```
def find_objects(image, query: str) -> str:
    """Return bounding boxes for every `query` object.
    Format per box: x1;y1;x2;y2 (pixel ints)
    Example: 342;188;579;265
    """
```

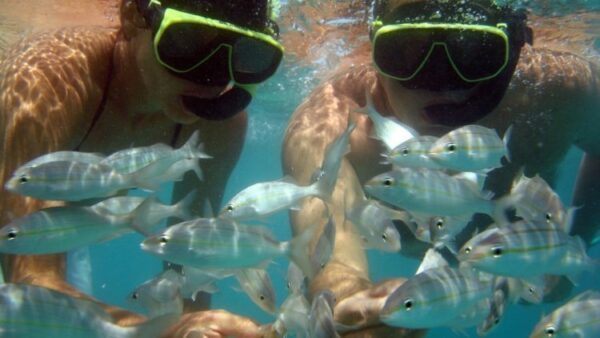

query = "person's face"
380;75;480;135
130;28;233;124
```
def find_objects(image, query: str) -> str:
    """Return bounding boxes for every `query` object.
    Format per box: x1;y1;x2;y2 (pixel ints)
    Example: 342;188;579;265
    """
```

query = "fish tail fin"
181;131;212;160
173;189;198;221
128;313;179;338
190;159;204;181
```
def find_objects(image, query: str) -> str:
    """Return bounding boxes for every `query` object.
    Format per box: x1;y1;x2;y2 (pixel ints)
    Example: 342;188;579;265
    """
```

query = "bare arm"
0;27;117;286
282;66;424;336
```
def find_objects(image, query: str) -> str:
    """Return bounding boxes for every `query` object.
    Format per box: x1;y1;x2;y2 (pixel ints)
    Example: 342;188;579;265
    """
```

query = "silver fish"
141;218;323;279
127;269;184;318
387;135;442;169
101;130;210;175
5;160;152;201
365;167;497;217
345;198;403;252
309;290;340;338
90;191;196;233
218;175;333;221
316;119;356;194
530;290;600;338
381;266;492;329
235;268;276;314
428;214;472;254
274;291;311;338
0;206;134;254
457;220;576;278
428;124;510;172
357;92;418;150
508;173;572;232
0;283;176;338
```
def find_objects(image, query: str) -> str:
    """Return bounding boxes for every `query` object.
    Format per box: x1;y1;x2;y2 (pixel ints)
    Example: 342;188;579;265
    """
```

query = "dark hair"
372;0;533;126
136;0;278;35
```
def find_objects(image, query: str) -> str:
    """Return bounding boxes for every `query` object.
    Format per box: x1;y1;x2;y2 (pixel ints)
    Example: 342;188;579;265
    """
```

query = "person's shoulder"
2;26;118;67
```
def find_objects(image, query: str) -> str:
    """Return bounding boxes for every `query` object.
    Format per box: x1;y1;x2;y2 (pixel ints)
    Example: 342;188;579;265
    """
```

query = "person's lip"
423;89;474;106
178;83;236;118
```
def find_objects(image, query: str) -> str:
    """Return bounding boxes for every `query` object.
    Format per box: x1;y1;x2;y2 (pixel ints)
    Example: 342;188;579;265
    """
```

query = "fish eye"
436;219;444;229
545;213;553;222
464;246;472;254
403;299;413;311
494;318;500;325
491;246;503;257
159;236;169;245
5;229;18;240
382;233;388;242
445;143;457;152
18;175;29;183
226;204;234;212
131;292;139;300
383;178;393;186
401;148;410;156
544;326;556;336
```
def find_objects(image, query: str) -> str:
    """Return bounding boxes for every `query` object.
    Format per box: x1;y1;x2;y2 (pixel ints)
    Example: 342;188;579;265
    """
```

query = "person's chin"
164;98;201;125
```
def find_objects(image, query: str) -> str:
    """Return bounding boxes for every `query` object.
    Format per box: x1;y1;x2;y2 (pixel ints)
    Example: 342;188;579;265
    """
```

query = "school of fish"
1;99;598;338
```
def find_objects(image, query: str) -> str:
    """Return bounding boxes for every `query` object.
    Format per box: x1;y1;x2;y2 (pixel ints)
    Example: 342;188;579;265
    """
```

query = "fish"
507;172;573;232
345;198;404;252
356;91;418;150
101;130;210;175
235;268;276;314
218;175;334;221
530;290;600;338
180;266;234;298
386;135;442;169
4;160;157;201
127;269;184;318
274;289;311;338
141;217;326;279
427;124;510;172
476;276;544;336
90;190;196;234
457;220;589;279
0;205;137;254
309;289;340;338
428;214;472;254
315;118;356;194
0;283;176;338
380;265;492;329
364;167;499;218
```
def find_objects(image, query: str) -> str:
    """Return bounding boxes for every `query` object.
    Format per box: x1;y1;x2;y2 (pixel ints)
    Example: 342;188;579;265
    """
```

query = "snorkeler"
0;0;284;336
283;0;599;335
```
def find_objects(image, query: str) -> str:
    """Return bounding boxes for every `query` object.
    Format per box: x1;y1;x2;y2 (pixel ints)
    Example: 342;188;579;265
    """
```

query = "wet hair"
135;0;279;36
371;0;533;126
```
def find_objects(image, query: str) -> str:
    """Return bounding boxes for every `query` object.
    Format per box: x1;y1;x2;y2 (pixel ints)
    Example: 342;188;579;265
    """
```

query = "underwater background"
1;0;599;337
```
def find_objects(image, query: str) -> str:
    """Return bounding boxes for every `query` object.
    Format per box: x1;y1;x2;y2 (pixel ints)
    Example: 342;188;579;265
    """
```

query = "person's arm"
282;66;424;337
0;27;117;288
567;54;600;247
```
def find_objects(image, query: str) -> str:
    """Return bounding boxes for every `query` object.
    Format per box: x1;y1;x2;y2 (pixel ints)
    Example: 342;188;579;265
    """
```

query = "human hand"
333;278;426;338
160;310;275;338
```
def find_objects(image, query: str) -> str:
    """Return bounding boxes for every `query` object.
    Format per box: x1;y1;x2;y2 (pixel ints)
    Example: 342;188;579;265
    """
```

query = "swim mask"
135;0;283;119
372;22;509;83
371;0;530;91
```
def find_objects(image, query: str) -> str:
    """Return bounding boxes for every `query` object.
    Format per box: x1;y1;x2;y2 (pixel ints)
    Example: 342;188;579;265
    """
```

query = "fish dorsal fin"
416;248;448;275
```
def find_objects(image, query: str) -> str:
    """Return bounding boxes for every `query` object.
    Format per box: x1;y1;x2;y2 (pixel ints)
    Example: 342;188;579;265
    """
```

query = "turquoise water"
72;1;600;337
